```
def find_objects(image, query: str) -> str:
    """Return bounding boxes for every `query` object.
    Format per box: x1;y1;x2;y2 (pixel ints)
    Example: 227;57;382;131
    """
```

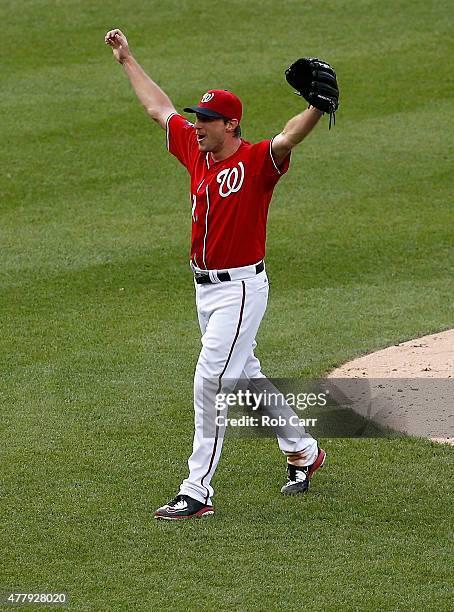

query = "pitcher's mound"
328;329;454;444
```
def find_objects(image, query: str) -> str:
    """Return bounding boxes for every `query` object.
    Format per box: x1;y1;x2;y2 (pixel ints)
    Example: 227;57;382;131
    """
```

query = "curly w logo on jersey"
216;162;245;198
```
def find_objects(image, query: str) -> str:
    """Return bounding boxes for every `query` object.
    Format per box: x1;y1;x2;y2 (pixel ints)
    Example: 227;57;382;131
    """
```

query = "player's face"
194;114;229;153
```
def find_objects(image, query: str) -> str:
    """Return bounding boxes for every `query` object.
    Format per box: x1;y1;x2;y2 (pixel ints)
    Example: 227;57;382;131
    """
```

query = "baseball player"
105;29;339;520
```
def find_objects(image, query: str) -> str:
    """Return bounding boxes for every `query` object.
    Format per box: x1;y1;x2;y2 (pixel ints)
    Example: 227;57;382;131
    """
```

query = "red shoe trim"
195;506;215;517
307;448;326;480
154;506;214;520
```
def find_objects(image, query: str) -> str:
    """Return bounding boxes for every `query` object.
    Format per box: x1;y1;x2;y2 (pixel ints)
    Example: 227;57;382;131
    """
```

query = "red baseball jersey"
166;113;290;270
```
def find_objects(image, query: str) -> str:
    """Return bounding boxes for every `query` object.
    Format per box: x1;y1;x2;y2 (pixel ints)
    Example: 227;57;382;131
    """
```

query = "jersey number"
192;194;197;221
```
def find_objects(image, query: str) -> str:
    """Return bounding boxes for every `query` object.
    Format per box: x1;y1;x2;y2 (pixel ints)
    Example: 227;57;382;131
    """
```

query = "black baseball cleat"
281;447;327;495
154;494;214;520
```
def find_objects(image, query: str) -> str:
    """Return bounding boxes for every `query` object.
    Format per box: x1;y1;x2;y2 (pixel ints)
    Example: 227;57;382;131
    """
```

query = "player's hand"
104;29;130;64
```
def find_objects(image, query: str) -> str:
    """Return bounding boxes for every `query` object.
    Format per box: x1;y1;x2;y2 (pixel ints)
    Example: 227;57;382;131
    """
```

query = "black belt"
194;261;264;285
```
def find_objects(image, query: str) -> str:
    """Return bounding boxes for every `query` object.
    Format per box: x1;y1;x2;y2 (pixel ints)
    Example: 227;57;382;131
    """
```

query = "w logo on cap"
201;92;215;103
184;90;243;122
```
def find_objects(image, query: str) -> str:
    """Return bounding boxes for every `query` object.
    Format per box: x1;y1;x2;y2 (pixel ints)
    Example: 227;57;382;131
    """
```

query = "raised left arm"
272;106;323;166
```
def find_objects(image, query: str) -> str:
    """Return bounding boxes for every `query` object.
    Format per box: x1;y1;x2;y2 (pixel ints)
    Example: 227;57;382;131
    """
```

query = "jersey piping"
269;136;283;175
165;112;178;151
202;185;210;269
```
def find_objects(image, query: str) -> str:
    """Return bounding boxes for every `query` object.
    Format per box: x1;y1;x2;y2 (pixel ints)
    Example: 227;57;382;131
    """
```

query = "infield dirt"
329;329;454;444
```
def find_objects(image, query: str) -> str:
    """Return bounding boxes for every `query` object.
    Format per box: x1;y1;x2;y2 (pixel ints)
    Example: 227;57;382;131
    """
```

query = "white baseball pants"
178;268;318;505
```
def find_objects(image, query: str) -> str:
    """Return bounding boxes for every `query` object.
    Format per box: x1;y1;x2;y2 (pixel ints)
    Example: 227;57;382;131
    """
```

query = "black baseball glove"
285;57;339;128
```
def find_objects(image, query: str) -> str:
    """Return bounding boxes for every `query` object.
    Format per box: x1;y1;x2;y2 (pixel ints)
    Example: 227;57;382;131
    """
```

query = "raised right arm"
105;29;177;129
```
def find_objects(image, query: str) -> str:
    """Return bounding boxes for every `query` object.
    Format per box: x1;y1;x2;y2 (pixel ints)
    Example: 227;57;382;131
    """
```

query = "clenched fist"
104;29;130;63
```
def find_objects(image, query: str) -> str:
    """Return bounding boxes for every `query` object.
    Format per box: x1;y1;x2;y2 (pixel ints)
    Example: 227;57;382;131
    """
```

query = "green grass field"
1;1;453;610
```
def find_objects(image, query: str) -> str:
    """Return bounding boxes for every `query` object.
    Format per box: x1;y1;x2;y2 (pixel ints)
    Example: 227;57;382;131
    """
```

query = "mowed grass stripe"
1;0;453;610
